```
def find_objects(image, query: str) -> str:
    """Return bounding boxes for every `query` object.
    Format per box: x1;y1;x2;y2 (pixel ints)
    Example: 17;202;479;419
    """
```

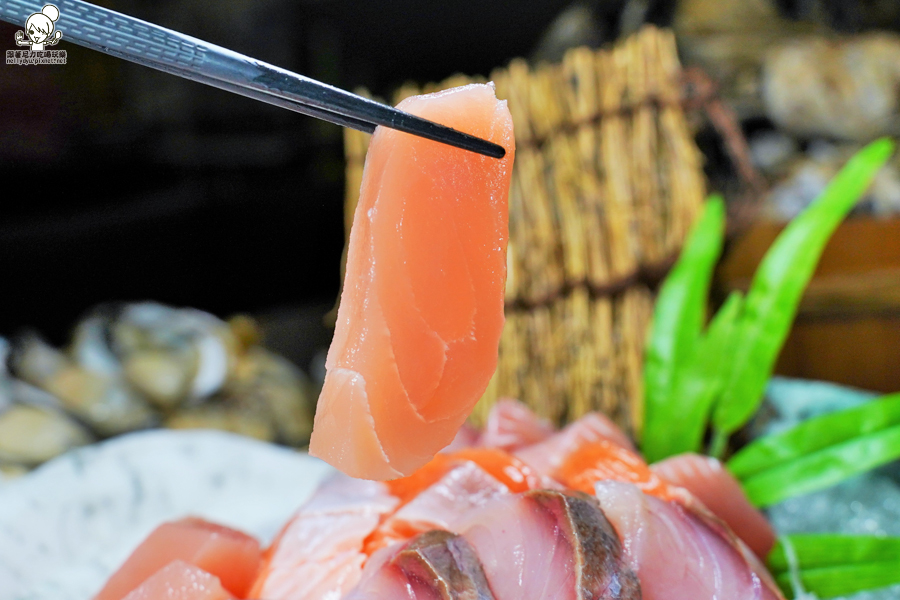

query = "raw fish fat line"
343;26;705;438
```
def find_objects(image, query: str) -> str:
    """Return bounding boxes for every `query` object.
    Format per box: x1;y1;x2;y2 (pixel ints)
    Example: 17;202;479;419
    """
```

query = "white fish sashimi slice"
345;531;495;600
368;462;509;552
650;453;776;559
594;480;784;600
252;474;399;600
450;489;640;600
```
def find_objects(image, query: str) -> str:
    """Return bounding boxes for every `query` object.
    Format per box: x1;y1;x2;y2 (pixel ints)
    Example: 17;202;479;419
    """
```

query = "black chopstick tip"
485;143;507;159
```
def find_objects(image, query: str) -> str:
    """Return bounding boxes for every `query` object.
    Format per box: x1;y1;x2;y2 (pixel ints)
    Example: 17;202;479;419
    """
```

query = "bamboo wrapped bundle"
342;26;705;439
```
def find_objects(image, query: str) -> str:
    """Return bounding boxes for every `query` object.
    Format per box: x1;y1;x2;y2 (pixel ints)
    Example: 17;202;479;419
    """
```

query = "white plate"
0;430;334;600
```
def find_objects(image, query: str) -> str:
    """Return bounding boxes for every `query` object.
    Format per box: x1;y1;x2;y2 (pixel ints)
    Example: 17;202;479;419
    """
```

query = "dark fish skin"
391;530;497;600
346;490;641;600
526;490;642;600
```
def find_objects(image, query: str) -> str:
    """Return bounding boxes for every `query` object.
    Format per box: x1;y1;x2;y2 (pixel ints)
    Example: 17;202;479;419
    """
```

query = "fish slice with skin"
556;439;777;562
248;474;398;600
651;453;776;559
595;480;784;600
344;530;496;600
310;83;514;480
450;489;641;600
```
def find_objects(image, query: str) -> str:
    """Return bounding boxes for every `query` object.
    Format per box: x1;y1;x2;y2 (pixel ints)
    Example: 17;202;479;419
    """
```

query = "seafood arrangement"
67;64;900;600
93;399;781;600
0;302;314;477
8;21;900;600
90;82;790;600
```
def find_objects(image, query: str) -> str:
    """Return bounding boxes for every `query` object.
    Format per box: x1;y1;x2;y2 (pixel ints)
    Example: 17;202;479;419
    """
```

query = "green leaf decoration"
712;138;895;438
729;395;900;508
739;424;900;507
729;393;900;481
642;196;725;459
769;534;900;572
769;535;900;599
645;291;743;462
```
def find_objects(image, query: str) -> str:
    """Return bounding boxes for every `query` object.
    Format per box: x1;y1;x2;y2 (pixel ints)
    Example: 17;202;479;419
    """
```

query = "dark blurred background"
2;0;899;348
0;0;609;345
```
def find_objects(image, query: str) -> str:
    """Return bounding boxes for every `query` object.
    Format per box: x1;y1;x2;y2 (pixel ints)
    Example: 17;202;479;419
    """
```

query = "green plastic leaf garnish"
642;196;725;462
648;290;743;461
728;393;900;507
712;138;896;439
769;534;900;599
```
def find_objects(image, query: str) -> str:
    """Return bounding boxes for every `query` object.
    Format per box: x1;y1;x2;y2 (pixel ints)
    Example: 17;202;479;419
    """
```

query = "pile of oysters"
0;302;315;478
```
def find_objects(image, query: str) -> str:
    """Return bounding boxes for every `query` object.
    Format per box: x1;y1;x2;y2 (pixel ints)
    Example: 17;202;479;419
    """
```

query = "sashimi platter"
3;82;899;600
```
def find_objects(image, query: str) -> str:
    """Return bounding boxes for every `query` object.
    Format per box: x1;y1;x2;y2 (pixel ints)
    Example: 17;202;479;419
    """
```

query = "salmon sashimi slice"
514;412;635;476
450;489;640;600
93;518;260;600
384;447;552;508
449;448;552;492
364;461;509;555
478;398;555;451
651;453;776;559
249;474;399;600
310;83;515;480
121;561;233;600
555;439;679;501
594;480;784;600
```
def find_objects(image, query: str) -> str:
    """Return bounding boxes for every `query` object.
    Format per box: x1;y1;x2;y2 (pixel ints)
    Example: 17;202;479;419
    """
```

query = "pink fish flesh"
594;480;783;600
250;474;399;600
451;489;640;600
478;398;556;451
514;413;635;476
651;453;776;559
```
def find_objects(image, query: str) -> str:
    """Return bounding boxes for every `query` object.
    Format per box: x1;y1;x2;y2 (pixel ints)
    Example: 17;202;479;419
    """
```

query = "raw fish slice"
514;412;634;476
346;531;496;600
341;553;416;600
94;518;260;600
452;490;640;600
311;83;515;479
343;545;409;599
479;398;555;450
250;474;398;600
651;453;776;559
449;448;556;491
385;447;556;509
299;472;400;515
121;561;232;600
392;531;496;600
594;480;784;600
556;440;680;501
365;461;509;554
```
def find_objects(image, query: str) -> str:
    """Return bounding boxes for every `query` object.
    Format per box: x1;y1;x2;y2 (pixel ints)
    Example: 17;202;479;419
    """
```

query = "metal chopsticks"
0;0;507;159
